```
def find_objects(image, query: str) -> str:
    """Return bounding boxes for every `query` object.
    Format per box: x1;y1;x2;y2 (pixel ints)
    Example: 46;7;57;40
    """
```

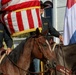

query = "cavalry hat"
40;1;48;9
44;1;53;8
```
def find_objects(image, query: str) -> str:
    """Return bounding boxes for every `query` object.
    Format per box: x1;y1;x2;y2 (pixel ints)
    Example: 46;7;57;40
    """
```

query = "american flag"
1;0;11;5
0;0;42;36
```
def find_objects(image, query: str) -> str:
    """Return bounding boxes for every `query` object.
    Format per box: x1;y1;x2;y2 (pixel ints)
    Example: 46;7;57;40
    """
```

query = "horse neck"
17;38;33;69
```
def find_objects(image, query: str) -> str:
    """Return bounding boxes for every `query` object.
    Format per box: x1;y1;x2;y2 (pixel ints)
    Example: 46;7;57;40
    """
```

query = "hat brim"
44;1;53;8
41;4;48;9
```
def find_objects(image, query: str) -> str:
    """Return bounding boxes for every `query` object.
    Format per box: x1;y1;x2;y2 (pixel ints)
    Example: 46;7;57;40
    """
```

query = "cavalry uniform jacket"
41;16;60;38
0;22;13;48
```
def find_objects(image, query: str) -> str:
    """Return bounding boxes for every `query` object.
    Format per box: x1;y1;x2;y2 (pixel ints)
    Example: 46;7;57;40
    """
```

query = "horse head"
31;28;56;63
49;43;76;75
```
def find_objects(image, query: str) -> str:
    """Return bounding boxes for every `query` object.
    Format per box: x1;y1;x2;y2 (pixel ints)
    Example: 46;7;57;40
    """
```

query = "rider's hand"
59;35;63;44
6;48;12;55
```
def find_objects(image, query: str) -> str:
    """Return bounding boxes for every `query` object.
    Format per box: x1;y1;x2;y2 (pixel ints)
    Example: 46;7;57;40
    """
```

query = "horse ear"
35;28;40;36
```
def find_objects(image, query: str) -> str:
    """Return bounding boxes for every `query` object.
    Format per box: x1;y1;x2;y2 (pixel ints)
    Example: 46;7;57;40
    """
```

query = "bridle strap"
52;43;57;51
56;65;72;75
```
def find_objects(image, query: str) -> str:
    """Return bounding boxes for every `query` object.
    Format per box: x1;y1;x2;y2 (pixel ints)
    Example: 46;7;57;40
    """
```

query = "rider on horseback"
0;10;13;56
0;20;13;56
40;1;63;43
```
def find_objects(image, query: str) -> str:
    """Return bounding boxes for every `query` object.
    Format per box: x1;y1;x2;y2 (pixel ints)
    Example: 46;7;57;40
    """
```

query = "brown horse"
48;43;76;75
0;29;55;75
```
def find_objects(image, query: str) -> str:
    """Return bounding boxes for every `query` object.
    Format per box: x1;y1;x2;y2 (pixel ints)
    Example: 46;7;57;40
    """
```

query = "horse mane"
7;37;31;63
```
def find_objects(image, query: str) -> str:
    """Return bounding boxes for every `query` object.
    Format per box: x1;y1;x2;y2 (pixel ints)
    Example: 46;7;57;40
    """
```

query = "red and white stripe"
1;0;40;11
1;0;11;5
